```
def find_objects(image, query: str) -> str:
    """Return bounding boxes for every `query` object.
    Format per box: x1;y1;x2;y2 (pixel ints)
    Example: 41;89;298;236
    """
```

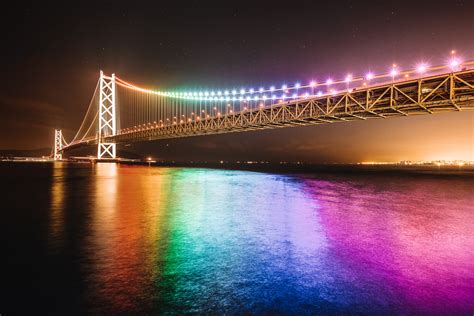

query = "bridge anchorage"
53;60;474;161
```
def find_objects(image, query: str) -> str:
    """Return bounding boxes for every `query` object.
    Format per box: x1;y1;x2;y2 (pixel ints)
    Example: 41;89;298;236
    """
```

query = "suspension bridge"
53;59;474;160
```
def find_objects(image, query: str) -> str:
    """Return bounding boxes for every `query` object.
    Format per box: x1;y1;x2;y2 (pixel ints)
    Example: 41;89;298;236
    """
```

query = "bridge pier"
97;71;117;159
54;129;63;161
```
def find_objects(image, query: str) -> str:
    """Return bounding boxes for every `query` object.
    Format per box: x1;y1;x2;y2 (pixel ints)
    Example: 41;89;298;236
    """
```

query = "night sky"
1;1;473;162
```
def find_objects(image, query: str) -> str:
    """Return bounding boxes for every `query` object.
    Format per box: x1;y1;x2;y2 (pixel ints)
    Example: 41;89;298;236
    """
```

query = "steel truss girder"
96;69;474;144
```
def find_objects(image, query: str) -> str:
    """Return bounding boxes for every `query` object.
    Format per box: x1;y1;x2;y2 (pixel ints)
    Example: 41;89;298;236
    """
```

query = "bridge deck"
64;69;474;149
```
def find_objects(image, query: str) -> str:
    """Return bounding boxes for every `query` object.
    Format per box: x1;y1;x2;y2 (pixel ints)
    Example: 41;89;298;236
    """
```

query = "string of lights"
115;52;472;101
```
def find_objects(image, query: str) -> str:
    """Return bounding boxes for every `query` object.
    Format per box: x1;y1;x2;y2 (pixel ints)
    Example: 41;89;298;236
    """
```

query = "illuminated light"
309;81;316;87
270;86;275;91
363;82;367;86
239;96;243;100
246;96;251;100
272;95;276;99
292;93;297;98
199;92;203;96
282;84;287;90
259;87;264;92
449;58;460;70
230;110;233;113
210;91;215;96
451;49;456;55
249;88;254;93
217;91;222;96
330;89;336;95
259;103;264;107
345;74;353;82
295;83;301;88
219;97;224;101
232;97;237;101
240;89;246;94
262;95;267;100
232;90;237;95
224;90;229;95
326;78;333;85
304;93;309;97
317;91;323;96
390;68;398;77
405;74;409;78
282;95;287;99
225;96;230;101
416;63;428;73
254;96;259;100
243;107;247;110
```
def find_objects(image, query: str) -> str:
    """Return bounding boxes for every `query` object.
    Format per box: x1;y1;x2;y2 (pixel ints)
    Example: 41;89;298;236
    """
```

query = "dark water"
1;162;473;315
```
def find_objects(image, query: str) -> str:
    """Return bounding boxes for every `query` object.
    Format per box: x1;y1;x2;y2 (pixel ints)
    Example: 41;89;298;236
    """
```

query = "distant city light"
326;78;333;85
295;83;301;88
309;81;316;87
345;74;353;82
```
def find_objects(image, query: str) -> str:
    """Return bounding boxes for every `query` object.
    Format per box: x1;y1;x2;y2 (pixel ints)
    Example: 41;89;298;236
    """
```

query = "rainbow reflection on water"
78;164;474;314
2;163;473;314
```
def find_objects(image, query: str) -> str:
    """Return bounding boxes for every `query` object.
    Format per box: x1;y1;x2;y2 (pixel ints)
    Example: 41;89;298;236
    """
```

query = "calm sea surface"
1;162;473;315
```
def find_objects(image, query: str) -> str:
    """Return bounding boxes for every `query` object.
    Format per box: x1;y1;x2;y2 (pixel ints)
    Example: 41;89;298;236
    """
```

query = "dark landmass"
0;148;51;158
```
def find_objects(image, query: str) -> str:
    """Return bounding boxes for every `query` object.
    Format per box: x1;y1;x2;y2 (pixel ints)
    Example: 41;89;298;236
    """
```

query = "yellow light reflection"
49;162;66;249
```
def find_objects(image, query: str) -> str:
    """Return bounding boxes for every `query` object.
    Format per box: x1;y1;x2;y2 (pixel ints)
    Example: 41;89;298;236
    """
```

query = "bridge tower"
54;129;63;161
98;71;116;159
